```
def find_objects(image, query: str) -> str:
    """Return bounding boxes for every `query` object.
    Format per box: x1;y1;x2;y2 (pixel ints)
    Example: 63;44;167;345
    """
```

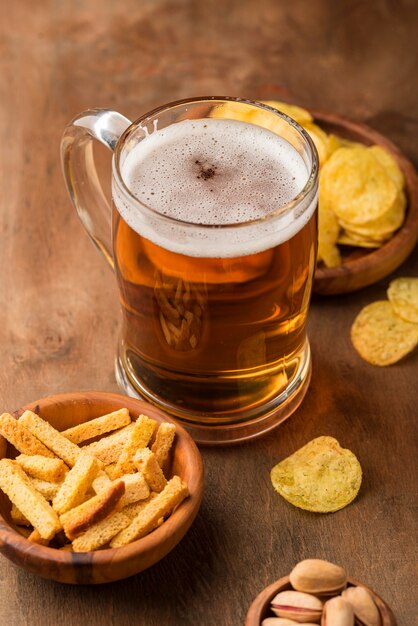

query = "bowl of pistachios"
245;558;397;626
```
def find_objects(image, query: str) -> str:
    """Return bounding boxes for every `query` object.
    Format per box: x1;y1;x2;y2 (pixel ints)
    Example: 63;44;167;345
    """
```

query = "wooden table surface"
1;1;417;624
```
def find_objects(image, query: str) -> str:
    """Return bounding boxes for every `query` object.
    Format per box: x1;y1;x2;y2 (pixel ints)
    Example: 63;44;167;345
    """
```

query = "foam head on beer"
114;118;316;258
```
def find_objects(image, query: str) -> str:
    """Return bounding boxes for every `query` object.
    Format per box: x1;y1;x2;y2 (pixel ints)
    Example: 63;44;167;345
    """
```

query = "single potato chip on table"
387;277;418;324
270;436;362;513
351;300;418;366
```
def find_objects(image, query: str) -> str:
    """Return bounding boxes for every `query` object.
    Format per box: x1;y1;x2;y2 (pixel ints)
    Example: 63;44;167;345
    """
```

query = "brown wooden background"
1;1;417;624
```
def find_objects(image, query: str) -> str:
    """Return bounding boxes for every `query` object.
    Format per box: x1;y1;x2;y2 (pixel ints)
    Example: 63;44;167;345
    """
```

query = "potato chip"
318;193;341;267
210;101;254;123
369;145;405;191
387;277;418;324
304;122;329;165
338;189;406;240
326;134;361;158
261;100;313;125
211;101;293;138
320;145;398;225
270;436;362;513
337;232;381;249
351;301;418;366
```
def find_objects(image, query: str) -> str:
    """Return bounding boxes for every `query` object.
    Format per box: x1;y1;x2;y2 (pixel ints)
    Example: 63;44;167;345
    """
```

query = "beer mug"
61;98;318;444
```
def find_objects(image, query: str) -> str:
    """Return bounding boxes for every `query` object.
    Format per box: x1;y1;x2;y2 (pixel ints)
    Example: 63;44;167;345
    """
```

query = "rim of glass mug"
111;96;319;233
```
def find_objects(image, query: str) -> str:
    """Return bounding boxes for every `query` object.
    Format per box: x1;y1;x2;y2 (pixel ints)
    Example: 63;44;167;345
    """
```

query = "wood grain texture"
0;0;417;624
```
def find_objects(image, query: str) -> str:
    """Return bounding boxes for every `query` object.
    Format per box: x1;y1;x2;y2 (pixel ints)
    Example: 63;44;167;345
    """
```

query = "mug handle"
61;109;132;268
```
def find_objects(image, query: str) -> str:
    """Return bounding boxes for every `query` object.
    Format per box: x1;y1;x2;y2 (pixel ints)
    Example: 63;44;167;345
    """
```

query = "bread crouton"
29;478;62;501
19;411;81;467
0;413;56;458
72;512;131;552
60;480;125;540
151;422;176;469
15;454;68;482
0;459;61;540
133;448;167;493
62;409;131;444
53;453;103;515
92;470;112;494
110;476;188;547
28;528;50;545
10;503;31;526
82;423;135;464
112;415;157;478
120;492;158;520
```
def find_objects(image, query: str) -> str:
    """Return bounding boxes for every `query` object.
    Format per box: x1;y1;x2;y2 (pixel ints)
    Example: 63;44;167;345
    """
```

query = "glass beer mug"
61;97;318;444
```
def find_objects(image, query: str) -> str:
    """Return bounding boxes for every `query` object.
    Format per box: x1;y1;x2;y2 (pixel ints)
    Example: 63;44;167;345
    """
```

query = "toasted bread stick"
83;423;135;465
103;463;120;480
119;472;150;506
0;459;61;540
28;528;50;545
62;409;131;444
16;454;68;482
0;413;56;458
93;471;149;506
30;477;62;500
112;415;157;478
151;422;176;469
110;476;188;547
10;503;31;526
121;492;158;520
92;470;112;494
53;453;103;515
19;411;81;467
60;480;125;540
133;448;167;493
72;512;131;552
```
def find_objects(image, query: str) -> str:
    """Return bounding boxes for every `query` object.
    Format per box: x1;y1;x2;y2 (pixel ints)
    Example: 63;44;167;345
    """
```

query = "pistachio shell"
271;590;323;623
290;559;347;595
262;619;298;626
262;620;318;626
342;586;381;626
321;597;354;626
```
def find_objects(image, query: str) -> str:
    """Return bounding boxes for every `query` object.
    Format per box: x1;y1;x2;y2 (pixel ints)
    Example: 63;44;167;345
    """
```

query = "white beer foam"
113;118;317;258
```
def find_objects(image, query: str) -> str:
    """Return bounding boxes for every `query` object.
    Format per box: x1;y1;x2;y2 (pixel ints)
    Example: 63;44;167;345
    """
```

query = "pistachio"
342;586;381;626
290;559;347;595
271;590;323;623
262;619;298;625
321;597;354;626
261;617;318;626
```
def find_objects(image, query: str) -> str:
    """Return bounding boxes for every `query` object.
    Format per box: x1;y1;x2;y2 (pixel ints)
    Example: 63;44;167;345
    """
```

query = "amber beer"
112;115;317;426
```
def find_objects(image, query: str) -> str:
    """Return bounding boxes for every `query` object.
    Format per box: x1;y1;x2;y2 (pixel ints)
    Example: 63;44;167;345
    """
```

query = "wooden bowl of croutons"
0;391;204;584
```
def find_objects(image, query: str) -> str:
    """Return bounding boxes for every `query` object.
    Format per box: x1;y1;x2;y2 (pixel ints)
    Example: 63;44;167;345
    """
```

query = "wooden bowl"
245;575;397;625
0;391;204;584
312;111;418;295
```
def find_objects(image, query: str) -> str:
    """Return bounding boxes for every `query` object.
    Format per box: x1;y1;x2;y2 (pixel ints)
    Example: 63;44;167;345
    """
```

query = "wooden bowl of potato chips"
0;392;204;584
310;110;418;295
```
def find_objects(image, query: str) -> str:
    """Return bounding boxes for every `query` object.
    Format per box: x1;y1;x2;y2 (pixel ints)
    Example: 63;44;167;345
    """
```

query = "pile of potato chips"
211;100;407;269
351;277;418;366
270;436;362;513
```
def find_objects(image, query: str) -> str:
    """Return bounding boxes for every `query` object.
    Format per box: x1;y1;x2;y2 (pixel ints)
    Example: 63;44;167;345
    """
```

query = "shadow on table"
15;503;219;625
